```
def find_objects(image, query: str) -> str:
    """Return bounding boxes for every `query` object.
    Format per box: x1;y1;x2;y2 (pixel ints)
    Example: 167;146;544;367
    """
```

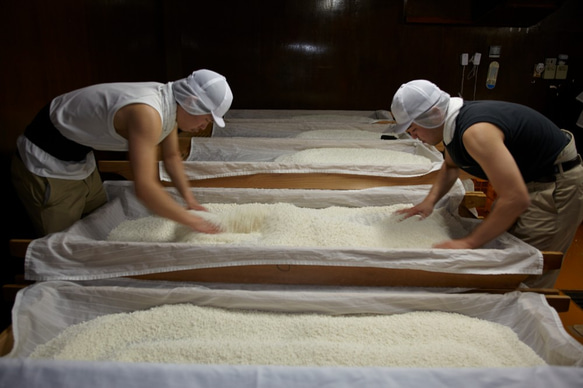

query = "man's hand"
396;202;434;221
433;239;474;249
187;214;222;234
187;202;209;212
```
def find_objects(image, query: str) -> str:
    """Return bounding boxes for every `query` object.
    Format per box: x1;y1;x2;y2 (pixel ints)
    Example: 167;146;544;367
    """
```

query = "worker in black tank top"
389;79;583;288
448;100;568;182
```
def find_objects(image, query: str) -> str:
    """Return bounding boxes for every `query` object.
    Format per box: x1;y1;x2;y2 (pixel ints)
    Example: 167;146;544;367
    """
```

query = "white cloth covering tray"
24;182;542;282
159;138;443;181
214;109;395;138
212;120;396;138
3;280;583;373
2;359;581;388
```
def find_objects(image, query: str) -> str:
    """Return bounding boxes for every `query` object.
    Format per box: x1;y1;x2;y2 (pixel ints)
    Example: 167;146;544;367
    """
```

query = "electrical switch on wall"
543;58;557;79
556;54;568;79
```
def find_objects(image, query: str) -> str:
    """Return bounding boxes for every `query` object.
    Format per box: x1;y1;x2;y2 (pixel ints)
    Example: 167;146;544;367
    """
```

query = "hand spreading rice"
107;203;466;248
29;304;546;367
274;147;431;165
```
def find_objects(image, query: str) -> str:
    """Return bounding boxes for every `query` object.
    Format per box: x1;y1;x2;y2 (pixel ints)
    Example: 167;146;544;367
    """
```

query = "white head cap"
172;69;233;127
390;80;450;134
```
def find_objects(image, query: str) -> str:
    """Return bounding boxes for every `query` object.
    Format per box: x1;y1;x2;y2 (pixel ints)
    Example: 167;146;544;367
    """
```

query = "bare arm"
117;104;220;234
159;130;206;211
397;151;460;219
434;123;530;249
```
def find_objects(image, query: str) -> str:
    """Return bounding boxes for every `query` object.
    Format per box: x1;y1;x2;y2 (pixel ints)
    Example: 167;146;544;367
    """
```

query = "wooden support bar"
9;239;32;258
98;160;136;180
2;284;30;304
180;171;441;189
545;295;572;312
461;191;487;209
98;159;446;189
0;326;14;357
542;251;564;271
130;265;529;289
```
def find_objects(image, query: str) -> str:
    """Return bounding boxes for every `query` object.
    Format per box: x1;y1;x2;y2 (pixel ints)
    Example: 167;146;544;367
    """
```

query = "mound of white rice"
29;304;546;367
107;203;466;247
274;147;431;165
295;129;383;140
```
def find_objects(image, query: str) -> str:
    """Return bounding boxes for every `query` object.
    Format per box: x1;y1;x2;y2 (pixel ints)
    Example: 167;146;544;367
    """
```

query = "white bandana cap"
172;69;233;127
390;80;450;134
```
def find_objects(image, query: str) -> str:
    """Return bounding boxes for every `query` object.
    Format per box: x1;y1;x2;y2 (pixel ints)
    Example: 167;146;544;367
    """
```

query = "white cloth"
2;359;582;388
213;109;396;137
159;138;443;181
23;182;542;282
5;280;583;366
17;135;97;180
443;97;464;146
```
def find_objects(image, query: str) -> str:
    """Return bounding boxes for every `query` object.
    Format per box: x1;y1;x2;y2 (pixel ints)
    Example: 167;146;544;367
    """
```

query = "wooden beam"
542;251;564;271
130;265;529;289
8;238;31;258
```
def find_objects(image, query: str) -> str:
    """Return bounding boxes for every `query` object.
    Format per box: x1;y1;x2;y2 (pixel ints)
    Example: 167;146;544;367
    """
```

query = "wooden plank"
9;239;31;258
542;251;564;271
558;293;583;345
98;160;136;180
545;295;572;313
0;326;13;357
2;283;30;303
179;171;441;189
461;191;487;209
130;265;528;289
98;160;444;188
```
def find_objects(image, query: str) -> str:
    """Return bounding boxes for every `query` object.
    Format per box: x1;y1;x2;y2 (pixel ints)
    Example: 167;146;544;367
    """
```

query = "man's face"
177;105;213;133
406;123;443;146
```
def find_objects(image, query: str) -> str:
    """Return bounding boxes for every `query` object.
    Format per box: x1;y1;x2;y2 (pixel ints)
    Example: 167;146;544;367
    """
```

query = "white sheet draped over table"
159;138;443;182
24;182;542;282
213;109;396;137
2;279;582;388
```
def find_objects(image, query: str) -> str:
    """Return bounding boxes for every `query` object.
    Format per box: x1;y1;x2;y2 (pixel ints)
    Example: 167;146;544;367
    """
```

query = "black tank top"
23;103;93;162
446;101;568;182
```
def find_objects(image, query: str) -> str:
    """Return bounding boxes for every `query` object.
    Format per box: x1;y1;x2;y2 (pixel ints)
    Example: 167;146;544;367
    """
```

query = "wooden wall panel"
161;0;582;115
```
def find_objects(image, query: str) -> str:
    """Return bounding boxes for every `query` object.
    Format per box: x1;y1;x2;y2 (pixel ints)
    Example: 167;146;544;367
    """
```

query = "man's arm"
434;122;530;249
159;130;205;211
121;104;220;233
398;151;460;219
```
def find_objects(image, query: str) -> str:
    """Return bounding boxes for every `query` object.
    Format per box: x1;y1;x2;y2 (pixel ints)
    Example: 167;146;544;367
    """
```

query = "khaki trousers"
509;131;583;288
11;153;107;236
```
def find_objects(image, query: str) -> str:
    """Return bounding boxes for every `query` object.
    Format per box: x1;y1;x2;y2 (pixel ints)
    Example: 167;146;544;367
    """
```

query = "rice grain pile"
274;147;431;165
294;129;383;140
290;114;376;122
29;304;546;367
107;203;465;247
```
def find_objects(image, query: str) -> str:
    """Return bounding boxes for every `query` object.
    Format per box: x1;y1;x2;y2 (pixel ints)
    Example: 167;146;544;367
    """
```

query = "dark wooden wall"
0;0;582;314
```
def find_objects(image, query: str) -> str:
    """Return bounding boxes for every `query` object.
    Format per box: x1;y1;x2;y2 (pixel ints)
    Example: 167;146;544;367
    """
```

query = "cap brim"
389;120;412;134
212;113;225;128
